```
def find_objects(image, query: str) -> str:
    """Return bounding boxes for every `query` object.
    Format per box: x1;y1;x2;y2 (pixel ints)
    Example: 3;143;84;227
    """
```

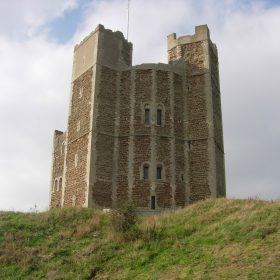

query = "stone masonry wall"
168;39;215;203
132;70;152;207
50;131;66;208
181;42;206;73
63;67;93;207
209;43;226;197
93;66;118;207
173;73;185;207
116;71;131;203
187;73;211;202
181;41;211;203
64;135;89;207
168;46;179;62
155;70;172;208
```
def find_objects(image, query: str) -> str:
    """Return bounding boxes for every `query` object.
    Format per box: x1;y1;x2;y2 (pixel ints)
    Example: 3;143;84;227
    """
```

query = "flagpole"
127;0;130;40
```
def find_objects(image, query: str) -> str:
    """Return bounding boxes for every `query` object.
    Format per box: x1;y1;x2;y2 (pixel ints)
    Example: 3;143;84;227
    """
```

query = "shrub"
110;203;137;233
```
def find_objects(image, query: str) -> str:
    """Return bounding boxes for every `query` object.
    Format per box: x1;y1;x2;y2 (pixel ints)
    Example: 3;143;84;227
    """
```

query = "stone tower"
50;24;226;212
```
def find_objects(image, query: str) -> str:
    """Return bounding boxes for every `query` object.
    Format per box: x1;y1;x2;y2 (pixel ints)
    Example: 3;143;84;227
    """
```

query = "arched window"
59;178;62;191
156;104;164;126
156;165;162;179
157;108;162;126
144;104;150;125
143;164;149;179
54;179;58;192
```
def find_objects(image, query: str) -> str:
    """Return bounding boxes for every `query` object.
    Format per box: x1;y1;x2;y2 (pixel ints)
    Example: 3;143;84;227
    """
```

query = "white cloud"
0;0;280;211
217;5;280;199
0;0;77;39
0;2;74;210
0;36;73;211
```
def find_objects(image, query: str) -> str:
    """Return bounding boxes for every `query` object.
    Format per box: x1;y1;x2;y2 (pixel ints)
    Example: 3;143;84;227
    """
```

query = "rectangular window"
143;166;149;179
156;166;162;179
144;109;150;125
151;196;156;210
157;109;162;126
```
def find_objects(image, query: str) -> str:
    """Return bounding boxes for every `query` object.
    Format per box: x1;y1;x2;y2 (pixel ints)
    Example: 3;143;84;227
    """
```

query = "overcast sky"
0;0;279;211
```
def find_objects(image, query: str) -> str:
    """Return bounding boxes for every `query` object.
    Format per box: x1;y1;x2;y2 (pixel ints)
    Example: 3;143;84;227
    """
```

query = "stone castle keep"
49;24;226;211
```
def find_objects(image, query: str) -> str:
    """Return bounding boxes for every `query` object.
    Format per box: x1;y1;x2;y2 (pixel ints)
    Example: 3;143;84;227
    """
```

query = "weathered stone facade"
49;24;226;212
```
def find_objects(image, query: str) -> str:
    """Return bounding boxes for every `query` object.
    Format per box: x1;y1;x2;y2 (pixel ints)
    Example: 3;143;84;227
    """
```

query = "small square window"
156;166;162;179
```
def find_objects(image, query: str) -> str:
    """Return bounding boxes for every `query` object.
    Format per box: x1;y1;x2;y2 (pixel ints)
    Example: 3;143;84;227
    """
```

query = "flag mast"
127;0;130;40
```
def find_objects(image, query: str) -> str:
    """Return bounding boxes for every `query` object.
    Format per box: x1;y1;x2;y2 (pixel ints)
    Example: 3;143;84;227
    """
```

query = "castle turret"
60;25;133;208
167;25;226;202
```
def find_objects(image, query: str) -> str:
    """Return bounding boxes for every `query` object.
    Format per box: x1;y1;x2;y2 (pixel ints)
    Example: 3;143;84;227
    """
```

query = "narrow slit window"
157;109;162;126
181;174;184;182
144;108;150;125
151;196;156;210
59;178;62;191
156;166;162;179
74;154;78;167
79;87;83;98
143;165;149;179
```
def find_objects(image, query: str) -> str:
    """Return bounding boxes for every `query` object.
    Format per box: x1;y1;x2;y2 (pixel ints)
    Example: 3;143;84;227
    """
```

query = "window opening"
61;142;65;155
156;166;162;179
188;140;192;150
157;109;162;126
143;165;149;179
59;178;62;191
151;196;156;210
79;87;83;98
144;108;150;125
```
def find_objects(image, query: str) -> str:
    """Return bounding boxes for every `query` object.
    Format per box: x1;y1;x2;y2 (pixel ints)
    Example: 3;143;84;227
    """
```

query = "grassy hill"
0;198;280;279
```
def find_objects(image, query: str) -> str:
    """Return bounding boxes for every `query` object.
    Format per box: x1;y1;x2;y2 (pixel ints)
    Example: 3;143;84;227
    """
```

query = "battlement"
129;61;185;75
72;24;133;80
74;24;132;51
167;24;210;50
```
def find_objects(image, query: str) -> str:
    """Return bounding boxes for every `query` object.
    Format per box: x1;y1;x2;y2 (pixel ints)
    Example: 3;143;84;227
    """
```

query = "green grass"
1;198;280;279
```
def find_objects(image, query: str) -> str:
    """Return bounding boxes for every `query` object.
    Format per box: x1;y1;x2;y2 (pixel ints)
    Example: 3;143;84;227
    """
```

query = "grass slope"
0;198;280;280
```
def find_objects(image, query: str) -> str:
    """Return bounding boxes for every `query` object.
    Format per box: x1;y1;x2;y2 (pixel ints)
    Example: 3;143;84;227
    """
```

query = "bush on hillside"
110;203;137;233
